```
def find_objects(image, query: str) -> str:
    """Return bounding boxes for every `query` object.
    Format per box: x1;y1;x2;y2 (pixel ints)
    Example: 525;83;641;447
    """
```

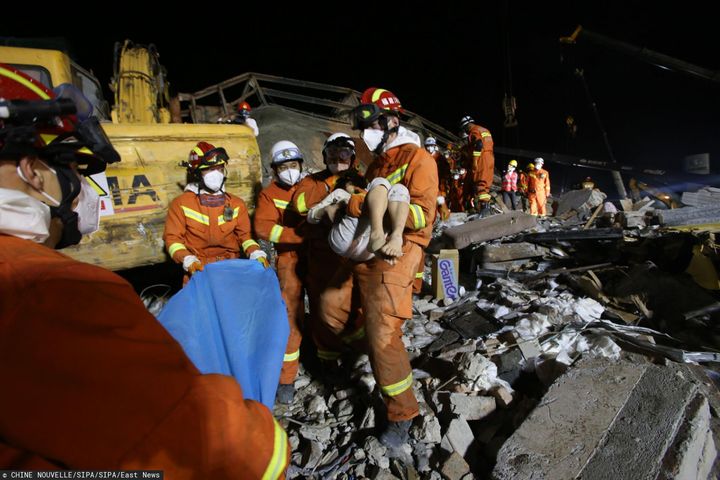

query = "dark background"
4;1;718;193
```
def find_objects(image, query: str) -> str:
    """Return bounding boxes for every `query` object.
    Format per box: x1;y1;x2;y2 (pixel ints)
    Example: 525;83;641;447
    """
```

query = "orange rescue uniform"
0;235;288;478
527;167;551;216
319;141;438;422
291;171;354;355
466;124;495;204
254;181;307;384
163;190;261;283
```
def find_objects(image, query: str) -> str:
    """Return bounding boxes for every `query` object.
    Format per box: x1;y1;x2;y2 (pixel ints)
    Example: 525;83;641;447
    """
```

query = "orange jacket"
347;142;438;247
528;168;551;196
433;151;452;198
0;235;288;478
254;181;305;253
163;190;260;265
467;124;495;199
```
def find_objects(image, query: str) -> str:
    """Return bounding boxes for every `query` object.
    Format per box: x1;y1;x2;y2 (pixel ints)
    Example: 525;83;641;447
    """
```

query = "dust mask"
0;188;51;242
328;163;350;175
278;168;301;186
362;128;386;153
75;176;101;235
202;170;225;192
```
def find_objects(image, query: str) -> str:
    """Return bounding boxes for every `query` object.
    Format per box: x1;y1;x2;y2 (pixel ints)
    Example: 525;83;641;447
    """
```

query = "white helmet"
534;157;544;166
424;136;437;147
323;132;355;151
270;140;303;165
459;115;474;130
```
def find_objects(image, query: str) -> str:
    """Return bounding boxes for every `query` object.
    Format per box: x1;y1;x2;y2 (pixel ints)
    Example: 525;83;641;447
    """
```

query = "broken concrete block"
305;396;328;415
363;436;390;469
492;348;523;385
411;413;442;444
448;393;497;420
458;352;501;392
443;211;538;250
294;375;311;390
555;188;607;217
299;425;332;444
479;242;550;263
491;386;514;408
441;451;471;480
441;416;475;458
413;442;434;472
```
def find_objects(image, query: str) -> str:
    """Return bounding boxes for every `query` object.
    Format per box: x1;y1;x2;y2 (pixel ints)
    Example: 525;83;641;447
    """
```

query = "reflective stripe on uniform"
341;326;365;344
480;131;492;138
296;192;308;213
242;239;260;252
477;193;491;201
181;206;210;225
217;207;240;225
260;418;288;480
317;350;341;360
269;224;284;243
283;350;300;362
380;372;414;397
386;163;409;185
0;66;51;99
415;272;424;279
273;199;289;210
473;151;482;157
409;204;426;229
168;242;187;257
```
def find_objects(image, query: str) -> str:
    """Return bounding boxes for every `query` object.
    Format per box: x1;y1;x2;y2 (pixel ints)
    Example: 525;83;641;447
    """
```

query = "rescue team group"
0;63;550;478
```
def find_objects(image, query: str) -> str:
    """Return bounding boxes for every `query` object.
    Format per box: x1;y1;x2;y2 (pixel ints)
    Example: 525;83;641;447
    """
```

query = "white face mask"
427;146;437;154
74;176;101;235
362;128;385;153
328;163;350;175
0;188;51;242
508;166;515;172
278;168;301;186
202;169;225;192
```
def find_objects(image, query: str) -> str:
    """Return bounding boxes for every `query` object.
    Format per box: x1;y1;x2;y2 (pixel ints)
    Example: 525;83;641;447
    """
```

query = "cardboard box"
431;249;460;301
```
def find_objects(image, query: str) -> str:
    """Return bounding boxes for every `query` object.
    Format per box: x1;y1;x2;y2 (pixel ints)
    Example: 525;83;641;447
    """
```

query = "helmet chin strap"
373;116;399;155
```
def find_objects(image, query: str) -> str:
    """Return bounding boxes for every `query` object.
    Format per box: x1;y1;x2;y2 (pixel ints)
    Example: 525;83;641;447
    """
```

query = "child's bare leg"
366;179;390;252
380;184;410;258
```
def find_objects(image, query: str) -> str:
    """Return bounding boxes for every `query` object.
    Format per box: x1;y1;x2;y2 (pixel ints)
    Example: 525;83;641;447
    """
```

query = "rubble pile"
274;191;720;479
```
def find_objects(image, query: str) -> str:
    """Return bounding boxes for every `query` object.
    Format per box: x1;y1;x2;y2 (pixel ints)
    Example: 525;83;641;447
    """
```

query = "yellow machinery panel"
62;123;261;270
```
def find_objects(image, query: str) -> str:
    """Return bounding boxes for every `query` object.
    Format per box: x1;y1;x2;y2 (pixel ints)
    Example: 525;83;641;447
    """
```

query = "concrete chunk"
447;393;497;421
441;451;471;480
442;416;475;457
443;211;537;250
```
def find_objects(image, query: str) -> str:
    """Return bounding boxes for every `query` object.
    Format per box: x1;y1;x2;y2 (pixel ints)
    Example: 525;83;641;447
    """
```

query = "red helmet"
185;141;229;171
237;101;251;113
0;63;119;174
360;87;402;112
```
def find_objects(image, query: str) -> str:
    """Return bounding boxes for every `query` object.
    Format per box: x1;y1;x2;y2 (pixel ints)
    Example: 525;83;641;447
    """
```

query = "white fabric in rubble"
535;293;604;325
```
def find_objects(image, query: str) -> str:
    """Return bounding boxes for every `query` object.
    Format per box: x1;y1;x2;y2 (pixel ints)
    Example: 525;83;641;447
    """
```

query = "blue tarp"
157;259;288;409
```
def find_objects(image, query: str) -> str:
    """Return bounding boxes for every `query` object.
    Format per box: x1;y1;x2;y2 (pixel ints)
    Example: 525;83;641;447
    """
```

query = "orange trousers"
276;250;307;384
528;191;547;216
318;241;422;422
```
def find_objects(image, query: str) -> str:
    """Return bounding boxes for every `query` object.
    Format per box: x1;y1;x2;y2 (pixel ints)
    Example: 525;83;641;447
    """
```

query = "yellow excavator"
0;40;261;270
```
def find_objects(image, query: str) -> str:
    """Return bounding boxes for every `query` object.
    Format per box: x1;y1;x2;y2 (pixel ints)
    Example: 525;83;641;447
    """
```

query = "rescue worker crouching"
317;87;438;448
0;64;289;478
254;140;308;405
164;141;268;285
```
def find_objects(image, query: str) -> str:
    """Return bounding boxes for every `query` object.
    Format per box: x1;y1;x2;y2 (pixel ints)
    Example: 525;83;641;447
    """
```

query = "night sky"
4;2;718;187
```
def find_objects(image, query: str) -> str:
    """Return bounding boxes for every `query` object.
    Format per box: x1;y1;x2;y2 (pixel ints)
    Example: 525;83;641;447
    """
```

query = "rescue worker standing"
233;101;259;136
292;133;364;361
459;115;495;214
318;88;438;448
0;65;288;477
501;159;519;210
527;157;551;216
424;136;451;221
254;141;307;404
164;141;268;284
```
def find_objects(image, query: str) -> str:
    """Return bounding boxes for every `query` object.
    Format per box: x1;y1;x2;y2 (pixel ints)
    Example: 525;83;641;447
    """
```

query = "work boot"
379;420;413;448
276;384;295;405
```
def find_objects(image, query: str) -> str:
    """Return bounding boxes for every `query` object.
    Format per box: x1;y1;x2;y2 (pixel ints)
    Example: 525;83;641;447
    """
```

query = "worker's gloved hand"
249;250;269;268
182;255;203;274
